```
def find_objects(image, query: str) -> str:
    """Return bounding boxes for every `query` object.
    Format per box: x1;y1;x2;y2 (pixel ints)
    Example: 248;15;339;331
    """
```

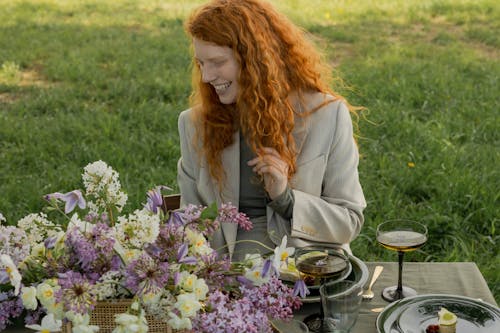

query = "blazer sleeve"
268;101;366;247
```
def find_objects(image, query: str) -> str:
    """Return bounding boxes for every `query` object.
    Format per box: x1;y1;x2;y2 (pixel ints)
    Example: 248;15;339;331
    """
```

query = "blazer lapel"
212;131;240;258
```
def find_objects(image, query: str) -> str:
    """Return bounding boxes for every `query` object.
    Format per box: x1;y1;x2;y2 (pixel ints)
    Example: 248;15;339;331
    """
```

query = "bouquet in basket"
0;161;307;333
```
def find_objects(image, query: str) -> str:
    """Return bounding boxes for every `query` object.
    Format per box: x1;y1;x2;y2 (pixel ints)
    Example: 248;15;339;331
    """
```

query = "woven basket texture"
61;300;186;333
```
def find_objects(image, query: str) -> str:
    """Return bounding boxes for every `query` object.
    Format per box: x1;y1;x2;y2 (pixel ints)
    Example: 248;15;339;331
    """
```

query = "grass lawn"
0;0;498;301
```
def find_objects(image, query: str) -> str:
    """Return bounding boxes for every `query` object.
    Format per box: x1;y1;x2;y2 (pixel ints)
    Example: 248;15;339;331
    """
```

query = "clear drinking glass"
294;246;350;332
319;280;363;333
270;318;309;333
376;219;428;302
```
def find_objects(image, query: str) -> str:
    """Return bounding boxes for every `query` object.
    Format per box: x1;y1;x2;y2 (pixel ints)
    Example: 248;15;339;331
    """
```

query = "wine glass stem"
397;251;404;298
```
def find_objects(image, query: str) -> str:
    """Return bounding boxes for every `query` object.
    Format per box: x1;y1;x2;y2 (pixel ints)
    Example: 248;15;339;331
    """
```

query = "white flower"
83;160;128;213
94;271;129;300
178;271;197;292
68;214;94;233
17;213;60;247
65;312;99;333
115;313;139;326
174;293;201;318
244;253;264;267
73;325;100;333
168;312;192;330
141;291;161;305
0;212;5;223
113;312;148;333
272;235;295;271
52;231;67;252
30;243;46;257
0;254;22;295
244;265;270;286
36;281;63;318
193;278;209;301
143;290;175;323
115;209;160;248
21;286;38;310
114;240;141;264
185;228;213;256
25;313;62;332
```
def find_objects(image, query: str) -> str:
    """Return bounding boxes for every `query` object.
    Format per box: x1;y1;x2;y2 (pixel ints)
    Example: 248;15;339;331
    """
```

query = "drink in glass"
376;220;428;302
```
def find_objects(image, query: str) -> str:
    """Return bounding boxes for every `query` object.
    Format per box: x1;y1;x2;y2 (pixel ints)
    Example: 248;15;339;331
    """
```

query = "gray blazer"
177;92;366;258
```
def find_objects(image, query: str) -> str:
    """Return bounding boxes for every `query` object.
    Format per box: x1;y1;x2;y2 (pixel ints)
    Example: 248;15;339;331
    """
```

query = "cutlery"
371;307;385;313
362;265;384;300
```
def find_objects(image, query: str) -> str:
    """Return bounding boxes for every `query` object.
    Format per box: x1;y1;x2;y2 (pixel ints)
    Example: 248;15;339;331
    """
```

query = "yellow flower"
407;162;415;168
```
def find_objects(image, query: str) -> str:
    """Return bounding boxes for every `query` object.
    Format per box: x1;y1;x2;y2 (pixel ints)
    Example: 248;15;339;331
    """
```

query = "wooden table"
4;262;498;332
297;261;498;333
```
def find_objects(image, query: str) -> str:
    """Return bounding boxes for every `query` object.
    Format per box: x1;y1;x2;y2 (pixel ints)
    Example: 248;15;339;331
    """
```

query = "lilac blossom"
241;277;302;321
24;307;45;326
45;190;86;213
56;271;97;314
65;226;98;272
64;223;116;275
0;292;23;331
0;225;30;265
192;290;271;333
218;203;253;231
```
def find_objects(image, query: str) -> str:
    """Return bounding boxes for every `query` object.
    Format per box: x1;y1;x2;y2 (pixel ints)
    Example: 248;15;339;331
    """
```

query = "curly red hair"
186;0;353;187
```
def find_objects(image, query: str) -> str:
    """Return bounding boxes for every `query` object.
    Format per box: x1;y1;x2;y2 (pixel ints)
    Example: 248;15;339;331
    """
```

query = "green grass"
0;0;498;302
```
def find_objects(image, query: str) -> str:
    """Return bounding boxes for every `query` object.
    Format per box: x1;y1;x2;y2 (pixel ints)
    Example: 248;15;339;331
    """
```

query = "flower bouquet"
0;161;307;333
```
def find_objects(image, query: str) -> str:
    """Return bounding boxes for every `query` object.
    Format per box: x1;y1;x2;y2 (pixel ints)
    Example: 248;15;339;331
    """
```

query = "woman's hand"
247;147;289;200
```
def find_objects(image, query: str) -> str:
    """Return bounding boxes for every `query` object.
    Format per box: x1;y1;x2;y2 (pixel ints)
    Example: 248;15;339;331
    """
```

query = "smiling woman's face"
193;38;240;105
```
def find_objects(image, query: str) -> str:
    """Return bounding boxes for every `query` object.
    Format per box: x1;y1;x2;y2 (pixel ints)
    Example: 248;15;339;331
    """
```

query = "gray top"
233;135;295;261
238;134;294;220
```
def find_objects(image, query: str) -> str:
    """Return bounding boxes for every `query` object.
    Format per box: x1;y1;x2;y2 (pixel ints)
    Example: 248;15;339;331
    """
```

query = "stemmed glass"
294;246;350;332
376;219;428;302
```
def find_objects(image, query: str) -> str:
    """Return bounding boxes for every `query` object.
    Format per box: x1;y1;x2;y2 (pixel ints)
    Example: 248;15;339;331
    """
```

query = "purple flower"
177;243;197;265
261;259;273;278
241;277;302;321
124;254;169;295
144;243;162;258
64;223;116;275
45;190;86;213
192;290;270;333
44;236;57;249
218;203;253;231
0;292;23;331
167;210;185;226
56;271;96;314
145;187;163;214
293;279;310;298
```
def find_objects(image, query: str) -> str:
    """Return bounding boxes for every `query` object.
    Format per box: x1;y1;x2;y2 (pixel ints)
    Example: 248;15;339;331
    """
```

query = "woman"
177;0;366;261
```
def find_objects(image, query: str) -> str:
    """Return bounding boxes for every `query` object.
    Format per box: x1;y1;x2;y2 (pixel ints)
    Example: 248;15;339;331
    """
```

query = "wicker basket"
61;299;183;333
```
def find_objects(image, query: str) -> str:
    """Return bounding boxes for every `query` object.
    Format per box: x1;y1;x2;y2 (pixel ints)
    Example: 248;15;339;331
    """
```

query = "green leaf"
200;202;218;220
0;283;13;293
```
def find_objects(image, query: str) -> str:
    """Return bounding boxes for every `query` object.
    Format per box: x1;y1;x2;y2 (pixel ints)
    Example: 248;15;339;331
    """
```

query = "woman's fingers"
246;147;289;199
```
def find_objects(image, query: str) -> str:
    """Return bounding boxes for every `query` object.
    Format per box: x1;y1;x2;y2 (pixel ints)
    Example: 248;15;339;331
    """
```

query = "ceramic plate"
376;294;500;333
